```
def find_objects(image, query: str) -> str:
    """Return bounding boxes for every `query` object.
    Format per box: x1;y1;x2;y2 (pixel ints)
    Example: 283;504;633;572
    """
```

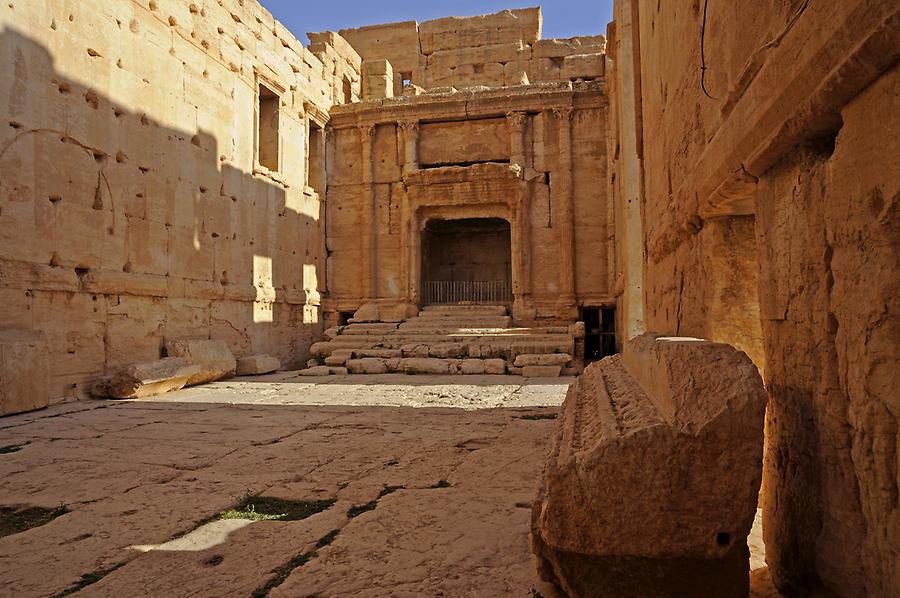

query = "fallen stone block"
92;358;201;399
236;355;280;376
514;353;572;367
298;366;331;376
484;359;507;375
346;358;389;374
0;330;49;416
328;367;349;376
522;365;561;378
324;354;349;367
531;334;767;597
399;358;450;375
165;339;236;386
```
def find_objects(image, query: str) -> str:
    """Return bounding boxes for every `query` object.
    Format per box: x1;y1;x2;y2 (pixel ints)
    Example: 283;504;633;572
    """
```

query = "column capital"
506;111;528;128
397;120;419;135
359;123;376;140
552;107;573;122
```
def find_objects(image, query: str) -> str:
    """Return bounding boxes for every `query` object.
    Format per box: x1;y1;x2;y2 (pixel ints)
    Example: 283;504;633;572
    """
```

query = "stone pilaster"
507;111;527;167
360;123;377;300
553;107;577;312
398;120;420;174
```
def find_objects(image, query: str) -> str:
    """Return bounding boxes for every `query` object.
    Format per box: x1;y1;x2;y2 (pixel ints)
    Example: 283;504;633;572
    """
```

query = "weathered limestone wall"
0;0;360;404
324;82;612;324
608;0;899;595
339;9;605;95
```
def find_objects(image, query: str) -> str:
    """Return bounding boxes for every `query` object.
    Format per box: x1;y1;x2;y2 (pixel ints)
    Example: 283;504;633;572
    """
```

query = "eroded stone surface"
532;334;767;596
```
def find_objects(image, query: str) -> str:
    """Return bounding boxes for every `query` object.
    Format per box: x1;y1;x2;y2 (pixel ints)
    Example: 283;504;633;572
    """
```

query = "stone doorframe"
401;163;535;321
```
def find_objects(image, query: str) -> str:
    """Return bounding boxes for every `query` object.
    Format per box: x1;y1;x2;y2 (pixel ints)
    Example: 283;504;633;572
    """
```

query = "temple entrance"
421;218;512;305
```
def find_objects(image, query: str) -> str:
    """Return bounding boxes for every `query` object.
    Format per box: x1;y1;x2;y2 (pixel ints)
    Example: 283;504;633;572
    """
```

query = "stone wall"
0;0;360;404
323;82;612;324
607;0;899;595
339;8;605;96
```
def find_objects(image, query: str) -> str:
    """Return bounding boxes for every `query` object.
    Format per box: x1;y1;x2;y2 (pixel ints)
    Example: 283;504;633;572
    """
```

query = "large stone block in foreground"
532;334;767;597
0;330;49;416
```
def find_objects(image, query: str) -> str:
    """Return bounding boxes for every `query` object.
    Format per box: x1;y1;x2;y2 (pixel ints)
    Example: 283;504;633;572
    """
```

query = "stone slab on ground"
91;358;201;399
165;340;237;386
0;330;48;416
0;378;566;597
236;355;281;376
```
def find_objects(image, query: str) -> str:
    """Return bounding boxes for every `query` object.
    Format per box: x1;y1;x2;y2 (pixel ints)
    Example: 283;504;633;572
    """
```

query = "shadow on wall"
0;28;323;403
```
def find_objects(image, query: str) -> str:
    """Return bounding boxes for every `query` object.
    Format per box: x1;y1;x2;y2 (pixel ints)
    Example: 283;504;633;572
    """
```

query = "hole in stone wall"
716;532;732;547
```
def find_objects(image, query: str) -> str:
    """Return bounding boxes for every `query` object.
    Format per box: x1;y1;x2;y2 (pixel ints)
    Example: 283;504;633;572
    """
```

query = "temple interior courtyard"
1;0;897;596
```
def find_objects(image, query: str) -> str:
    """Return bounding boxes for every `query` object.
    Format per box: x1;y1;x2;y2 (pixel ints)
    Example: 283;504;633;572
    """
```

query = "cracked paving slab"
0;375;571;597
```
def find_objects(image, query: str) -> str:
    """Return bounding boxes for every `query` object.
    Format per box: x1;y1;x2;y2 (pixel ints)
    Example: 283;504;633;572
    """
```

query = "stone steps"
304;305;580;377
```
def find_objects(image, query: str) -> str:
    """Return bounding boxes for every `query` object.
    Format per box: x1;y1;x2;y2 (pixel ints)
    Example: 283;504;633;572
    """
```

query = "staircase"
299;305;580;377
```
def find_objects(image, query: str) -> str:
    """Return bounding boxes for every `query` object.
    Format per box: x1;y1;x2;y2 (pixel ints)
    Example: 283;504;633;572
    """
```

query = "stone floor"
0;373;778;597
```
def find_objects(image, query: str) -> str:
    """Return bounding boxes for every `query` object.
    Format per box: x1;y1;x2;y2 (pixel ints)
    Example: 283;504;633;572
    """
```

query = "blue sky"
259;1;614;44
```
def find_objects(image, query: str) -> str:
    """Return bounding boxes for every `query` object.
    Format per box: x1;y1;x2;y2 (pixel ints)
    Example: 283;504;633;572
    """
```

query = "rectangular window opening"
308;121;326;197
257;84;280;172
400;72;412;88
342;77;353;104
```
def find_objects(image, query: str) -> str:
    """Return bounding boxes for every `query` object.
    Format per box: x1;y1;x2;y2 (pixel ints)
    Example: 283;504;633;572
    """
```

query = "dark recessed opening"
582;306;617;362
257;84;280;171
422;218;512;306
716;532;732;547
338;311;354;326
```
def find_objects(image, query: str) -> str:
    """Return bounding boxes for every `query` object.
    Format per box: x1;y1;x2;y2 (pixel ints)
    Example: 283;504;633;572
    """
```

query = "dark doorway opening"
421;218;512;305
583;306;617;362
337;311;354;326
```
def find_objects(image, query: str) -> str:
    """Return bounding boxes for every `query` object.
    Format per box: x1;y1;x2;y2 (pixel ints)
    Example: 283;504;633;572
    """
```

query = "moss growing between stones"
218;496;336;522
